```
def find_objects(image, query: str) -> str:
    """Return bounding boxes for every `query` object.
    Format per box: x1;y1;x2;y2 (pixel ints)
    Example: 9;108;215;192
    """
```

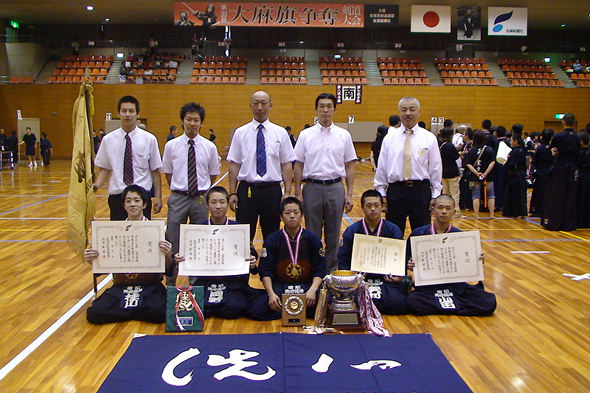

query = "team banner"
457;6;481;41
411;5;451;33
98;333;472;393
488;7;528;36
174;2;365;27
364;4;399;28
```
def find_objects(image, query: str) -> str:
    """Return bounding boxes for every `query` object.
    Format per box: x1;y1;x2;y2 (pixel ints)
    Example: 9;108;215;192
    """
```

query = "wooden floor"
0;159;589;393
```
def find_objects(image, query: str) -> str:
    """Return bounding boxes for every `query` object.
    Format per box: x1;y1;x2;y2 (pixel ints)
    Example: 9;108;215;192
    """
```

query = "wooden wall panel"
1;84;589;159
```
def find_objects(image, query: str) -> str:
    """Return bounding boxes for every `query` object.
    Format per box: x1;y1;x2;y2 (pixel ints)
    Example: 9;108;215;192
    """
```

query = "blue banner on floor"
98;333;471;393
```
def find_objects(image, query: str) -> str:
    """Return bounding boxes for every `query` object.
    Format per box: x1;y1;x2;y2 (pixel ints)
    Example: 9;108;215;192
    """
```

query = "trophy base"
327;310;366;332
282;294;307;327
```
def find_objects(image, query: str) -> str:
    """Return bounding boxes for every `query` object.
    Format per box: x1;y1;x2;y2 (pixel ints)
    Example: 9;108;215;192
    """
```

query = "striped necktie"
256;124;267;176
123;134;134;185
187;139;198;196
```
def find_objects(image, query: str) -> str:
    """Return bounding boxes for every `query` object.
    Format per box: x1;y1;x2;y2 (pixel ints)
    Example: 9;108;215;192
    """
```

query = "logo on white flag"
411;5;451;33
488;7;527;36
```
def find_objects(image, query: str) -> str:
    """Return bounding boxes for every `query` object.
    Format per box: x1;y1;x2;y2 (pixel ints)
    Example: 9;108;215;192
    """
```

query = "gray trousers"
166;191;208;285
302;182;345;273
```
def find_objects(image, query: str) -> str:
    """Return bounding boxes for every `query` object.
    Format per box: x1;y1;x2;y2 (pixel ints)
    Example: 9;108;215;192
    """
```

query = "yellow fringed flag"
67;81;96;258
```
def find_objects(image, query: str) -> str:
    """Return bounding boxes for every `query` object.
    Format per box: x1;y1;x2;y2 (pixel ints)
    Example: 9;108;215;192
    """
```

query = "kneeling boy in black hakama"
249;197;326;321
406;194;496;316
84;185;174;324
337;189;409;315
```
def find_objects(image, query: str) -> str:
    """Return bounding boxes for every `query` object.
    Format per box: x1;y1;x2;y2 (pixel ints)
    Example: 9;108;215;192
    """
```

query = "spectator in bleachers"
71;38;79;56
529;129;554;217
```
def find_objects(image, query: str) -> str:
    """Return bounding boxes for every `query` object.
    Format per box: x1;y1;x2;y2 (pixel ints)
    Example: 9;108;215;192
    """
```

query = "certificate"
411;231;483;286
350;234;406;276
91;220;166;274
179;224;250;276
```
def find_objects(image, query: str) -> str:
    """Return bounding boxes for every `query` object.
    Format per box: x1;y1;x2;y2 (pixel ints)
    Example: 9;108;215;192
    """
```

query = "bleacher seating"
191;55;247;84
120;54;181;84
260;56;307;85
9;77;35;84
319;56;367;85
435;57;497;86
559;59;589;88
51;55;114;84
377;57;429;86
499;58;562;87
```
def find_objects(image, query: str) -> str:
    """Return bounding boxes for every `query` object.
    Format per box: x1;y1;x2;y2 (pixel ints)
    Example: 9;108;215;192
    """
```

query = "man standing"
94;95;162;220
542;113;580;231
227;91;295;241
166;125;177;142
389;114;401;129
162;102;220;284
19;127;37;167
294;93;357;272
374;97;442;234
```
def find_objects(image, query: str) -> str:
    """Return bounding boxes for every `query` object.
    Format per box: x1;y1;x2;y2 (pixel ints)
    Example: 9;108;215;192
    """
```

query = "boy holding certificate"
337;189;410;315
249;197;326;321
84;185;174;324
406;194;496;316
174;186;262;319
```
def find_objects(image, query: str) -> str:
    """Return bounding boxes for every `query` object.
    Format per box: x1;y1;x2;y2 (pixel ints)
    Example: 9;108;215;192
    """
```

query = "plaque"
282;293;307;327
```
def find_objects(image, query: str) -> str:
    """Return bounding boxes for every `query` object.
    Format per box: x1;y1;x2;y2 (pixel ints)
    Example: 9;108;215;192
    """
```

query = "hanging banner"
364;4;399;28
411;5;451;33
457;6;481;41
488;7;528;36
174;2;365;27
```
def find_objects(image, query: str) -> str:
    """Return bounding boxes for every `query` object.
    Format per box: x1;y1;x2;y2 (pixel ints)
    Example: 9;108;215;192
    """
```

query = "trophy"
324;270;365;331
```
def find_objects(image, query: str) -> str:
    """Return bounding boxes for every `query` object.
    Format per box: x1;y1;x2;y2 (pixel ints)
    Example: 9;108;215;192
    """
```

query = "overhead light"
116;52;124;58
105;18;110;22
544;57;551;63
560;24;566;27
86;5;94;11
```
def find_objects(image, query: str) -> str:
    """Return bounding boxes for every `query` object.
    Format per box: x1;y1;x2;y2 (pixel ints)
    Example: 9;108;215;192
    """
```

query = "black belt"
390;180;429;187
242;181;281;188
173;190;205;196
304;177;342;185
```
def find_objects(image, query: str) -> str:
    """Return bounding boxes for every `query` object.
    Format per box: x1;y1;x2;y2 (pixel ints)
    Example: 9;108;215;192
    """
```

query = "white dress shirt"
374;124;442;198
294;123;357;179
227;119;295;182
161;133;220;192
95;127;162;195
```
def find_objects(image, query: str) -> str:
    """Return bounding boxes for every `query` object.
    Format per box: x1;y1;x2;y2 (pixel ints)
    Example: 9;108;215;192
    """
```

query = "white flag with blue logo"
488;7;527;36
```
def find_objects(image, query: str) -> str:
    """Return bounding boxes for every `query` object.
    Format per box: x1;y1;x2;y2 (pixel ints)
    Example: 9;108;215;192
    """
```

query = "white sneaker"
28;162;32;167
40;161;44;166
33;161;37;167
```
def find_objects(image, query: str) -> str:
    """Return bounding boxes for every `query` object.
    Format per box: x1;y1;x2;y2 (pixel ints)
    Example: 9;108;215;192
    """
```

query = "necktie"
402;129;413;180
187;139;198;196
123;134;134;185
256;124;267;177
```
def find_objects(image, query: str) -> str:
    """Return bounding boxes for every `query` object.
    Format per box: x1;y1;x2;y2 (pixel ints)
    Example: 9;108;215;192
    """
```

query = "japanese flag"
411;5;451;33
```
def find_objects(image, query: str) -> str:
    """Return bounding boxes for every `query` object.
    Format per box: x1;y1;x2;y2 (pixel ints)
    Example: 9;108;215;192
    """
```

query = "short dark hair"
495;125;507;138
205;186;229;203
180;102;206;122
473;129;486;145
511;123;524;134
389;115;400;127
482;119;492;130
443;119;454;128
440;127;454;142
377;125;388;136
315;93;337;109
361;189;383;206
511;133;524;146
170;125;177;132
280;197;304;215
26;127;31;131
418;121;426;128
465;127;474;141
530;131;540;140
541;128;554;145
563;113;576;127
118;95;140;113
121;184;149;205
285;126;291;131
41;132;47;138
579;132;590;145
434;194;455;208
